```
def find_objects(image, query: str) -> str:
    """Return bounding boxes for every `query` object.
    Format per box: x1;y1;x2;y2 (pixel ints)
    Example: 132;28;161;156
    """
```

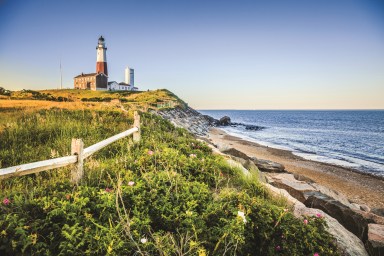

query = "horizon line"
197;109;384;111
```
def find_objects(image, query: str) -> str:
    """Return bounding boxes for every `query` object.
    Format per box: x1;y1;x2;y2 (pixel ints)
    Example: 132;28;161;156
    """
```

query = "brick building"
74;73;108;90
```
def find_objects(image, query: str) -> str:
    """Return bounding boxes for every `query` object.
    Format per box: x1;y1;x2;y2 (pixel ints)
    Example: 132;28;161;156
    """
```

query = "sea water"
199;110;384;178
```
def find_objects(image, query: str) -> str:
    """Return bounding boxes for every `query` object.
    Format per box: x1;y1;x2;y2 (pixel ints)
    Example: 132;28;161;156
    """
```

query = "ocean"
199;110;384;178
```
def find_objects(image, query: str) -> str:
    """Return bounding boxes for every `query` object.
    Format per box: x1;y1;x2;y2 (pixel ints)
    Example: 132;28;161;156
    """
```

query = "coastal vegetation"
0;90;339;255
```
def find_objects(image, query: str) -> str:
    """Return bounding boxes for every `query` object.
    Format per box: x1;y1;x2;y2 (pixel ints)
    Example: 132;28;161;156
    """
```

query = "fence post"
133;111;140;143
71;138;84;184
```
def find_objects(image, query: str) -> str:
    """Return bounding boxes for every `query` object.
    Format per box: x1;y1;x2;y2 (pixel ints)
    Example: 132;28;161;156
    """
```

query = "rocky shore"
154;106;384;255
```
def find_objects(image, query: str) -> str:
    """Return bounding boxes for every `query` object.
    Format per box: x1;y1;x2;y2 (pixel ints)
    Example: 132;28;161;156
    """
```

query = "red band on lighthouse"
96;62;108;76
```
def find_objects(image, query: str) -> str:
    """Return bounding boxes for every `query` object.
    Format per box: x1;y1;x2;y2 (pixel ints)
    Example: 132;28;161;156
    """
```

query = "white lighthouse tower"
96;36;108;76
125;67;134;86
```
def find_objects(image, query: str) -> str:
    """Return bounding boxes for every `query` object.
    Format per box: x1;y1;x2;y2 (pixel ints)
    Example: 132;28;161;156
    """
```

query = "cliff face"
154;106;218;136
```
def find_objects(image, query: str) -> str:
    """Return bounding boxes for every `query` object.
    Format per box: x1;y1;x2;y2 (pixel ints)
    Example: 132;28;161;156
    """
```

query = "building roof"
118;82;130;85
74;72;107;78
108;81;118;85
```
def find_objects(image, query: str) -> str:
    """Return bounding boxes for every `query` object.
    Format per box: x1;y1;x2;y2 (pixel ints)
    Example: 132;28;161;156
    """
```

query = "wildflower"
65;194;71;200
2;198;10;205
314;253;320;256
275;245;281;251
190;154;197;158
237;211;247;223
140;237;147;244
304;219;308;225
105;188;112;193
148;150;154;156
284;208;288;212
128;181;135;186
316;213;322;218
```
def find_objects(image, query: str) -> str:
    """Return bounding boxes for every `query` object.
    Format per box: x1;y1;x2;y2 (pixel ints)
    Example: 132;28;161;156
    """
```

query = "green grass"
0;106;339;255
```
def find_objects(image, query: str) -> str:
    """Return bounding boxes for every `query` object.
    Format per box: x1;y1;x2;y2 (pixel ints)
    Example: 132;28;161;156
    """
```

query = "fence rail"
0;111;141;184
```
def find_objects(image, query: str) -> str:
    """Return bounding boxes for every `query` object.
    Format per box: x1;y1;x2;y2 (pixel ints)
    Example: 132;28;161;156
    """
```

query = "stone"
225;158;250;177
310;183;353;208
219;116;231;126
293;173;315;183
251;157;285;173
371;208;384;217
366;224;384;256
357;210;384;225
305;194;369;242
351;203;362;211
243;159;258;172
268;173;317;203
222;148;250;160
264;183;369;256
360;204;371;212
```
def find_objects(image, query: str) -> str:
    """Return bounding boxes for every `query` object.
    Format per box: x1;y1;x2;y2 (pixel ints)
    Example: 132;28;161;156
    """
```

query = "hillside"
0;90;339;255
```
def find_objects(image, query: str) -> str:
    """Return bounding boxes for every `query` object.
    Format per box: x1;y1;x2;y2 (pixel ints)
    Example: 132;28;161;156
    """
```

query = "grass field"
0;91;339;255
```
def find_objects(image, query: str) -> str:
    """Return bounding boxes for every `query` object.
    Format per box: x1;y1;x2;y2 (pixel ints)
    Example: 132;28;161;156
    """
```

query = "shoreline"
223;128;384;181
208;127;384;209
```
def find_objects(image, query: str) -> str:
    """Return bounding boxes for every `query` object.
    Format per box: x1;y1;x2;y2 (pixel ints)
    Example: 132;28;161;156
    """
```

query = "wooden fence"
0;111;141;184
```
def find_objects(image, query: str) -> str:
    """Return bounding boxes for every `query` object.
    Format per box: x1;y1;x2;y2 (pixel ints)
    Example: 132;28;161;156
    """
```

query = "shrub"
0;109;340;255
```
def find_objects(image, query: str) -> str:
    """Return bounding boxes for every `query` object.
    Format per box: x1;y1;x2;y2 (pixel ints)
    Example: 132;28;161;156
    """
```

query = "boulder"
268;173;317;202
360;204;371;213
202;115;219;126
371;208;384;217
251;157;285;173
310;183;353;208
219;116;231;126
293;173;315;183
366;224;384;256
305;194;369;242
264;183;369;256
357;210;384;225
222;148;250;160
245;125;265;131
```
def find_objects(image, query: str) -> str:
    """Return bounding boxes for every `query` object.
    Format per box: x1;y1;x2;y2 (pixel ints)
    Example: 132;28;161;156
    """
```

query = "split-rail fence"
0;111;141;184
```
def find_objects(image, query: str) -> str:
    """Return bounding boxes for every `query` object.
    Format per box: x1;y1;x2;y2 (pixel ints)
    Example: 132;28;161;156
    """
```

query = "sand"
208;128;384;209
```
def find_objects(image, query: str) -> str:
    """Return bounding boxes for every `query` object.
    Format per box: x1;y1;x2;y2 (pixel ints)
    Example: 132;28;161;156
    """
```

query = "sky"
0;0;383;109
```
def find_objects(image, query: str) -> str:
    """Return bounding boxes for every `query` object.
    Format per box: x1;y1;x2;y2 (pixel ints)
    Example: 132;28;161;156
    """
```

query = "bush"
0;110;340;255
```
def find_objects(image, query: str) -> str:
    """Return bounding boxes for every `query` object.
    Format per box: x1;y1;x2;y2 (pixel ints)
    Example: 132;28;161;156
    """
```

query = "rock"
251;157;285;173
305;194;369;242
219;116;231;126
155;106;218;136
372;208;384;217
222;148;250;160
244;125;265;131
264;183;369;256
225;158;250;177
351;203;362;211
268;173;317;203
243;159;258;172
310;183;353;209
293;173;315;183
202;115;219;126
360;204;371;212
366;224;384;256
357;210;384;225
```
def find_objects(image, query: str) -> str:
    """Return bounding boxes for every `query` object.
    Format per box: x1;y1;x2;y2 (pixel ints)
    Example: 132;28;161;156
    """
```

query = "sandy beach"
208;128;384;209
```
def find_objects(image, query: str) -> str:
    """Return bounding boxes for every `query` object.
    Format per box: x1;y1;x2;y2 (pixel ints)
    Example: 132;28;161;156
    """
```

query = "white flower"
140;237;147;244
237;211;247;223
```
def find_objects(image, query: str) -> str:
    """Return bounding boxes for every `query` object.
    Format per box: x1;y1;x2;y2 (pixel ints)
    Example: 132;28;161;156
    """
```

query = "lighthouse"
96;36;108;76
